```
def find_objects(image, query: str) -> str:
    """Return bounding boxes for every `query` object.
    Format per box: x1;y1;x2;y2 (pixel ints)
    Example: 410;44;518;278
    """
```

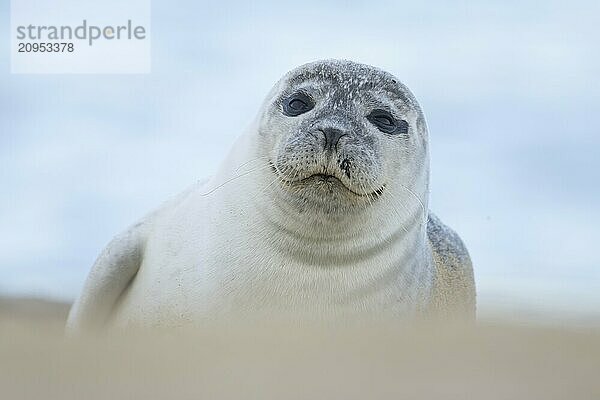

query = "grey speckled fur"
427;213;476;318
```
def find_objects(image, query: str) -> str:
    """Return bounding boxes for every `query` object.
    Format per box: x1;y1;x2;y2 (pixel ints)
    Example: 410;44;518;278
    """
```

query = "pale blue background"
1;1;598;323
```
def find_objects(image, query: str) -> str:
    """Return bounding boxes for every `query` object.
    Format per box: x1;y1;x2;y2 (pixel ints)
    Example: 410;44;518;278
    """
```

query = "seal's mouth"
303;173;342;183
269;161;385;199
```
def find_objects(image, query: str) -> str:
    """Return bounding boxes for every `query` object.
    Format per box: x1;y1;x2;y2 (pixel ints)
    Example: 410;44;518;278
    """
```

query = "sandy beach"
1;297;598;400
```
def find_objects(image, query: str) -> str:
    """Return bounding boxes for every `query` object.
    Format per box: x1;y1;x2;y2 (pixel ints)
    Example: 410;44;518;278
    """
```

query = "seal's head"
258;60;429;218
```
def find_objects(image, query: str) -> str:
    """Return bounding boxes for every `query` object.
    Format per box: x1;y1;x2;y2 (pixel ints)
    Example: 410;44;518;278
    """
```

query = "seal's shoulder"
427;213;476;318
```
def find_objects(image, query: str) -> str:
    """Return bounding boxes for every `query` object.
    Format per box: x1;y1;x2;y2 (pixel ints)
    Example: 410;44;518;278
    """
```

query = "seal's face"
260;60;428;215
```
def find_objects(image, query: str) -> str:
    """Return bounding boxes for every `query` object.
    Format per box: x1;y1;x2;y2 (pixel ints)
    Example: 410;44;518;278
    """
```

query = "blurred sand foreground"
1;297;599;400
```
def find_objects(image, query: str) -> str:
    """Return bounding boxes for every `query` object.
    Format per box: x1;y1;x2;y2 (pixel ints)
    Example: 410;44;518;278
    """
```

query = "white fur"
67;61;435;331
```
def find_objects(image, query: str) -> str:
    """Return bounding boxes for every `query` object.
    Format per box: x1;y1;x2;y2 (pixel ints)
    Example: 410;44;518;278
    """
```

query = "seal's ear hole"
366;109;408;135
282;92;315;117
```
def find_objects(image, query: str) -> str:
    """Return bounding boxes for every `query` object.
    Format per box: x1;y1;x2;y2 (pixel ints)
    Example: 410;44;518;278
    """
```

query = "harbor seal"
67;60;475;332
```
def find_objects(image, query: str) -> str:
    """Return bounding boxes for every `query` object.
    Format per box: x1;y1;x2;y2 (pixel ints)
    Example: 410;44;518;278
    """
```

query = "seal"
67;60;475;332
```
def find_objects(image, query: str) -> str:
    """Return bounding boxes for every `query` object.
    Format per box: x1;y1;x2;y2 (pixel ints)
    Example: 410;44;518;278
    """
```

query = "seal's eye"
283;92;314;116
367;110;408;135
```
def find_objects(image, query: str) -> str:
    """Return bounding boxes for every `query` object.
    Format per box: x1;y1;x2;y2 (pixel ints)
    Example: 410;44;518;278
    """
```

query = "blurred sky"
1;0;599;321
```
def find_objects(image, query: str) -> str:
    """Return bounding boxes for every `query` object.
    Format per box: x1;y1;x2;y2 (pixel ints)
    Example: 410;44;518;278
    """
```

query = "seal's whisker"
380;182;425;233
360;179;413;236
200;164;272;196
395;183;427;224
257;161;300;198
255;174;289;200
361;181;375;208
234;156;271;173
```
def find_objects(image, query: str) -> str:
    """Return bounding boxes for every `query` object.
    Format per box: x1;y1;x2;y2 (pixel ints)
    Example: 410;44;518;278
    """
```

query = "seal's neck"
207;131;435;314
260;187;428;262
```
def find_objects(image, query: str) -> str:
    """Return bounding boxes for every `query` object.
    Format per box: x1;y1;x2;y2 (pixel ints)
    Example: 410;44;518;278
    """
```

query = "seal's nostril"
319;128;347;152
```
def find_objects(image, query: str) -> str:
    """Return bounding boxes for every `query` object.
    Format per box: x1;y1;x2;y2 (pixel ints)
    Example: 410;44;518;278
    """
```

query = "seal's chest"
111;216;433;326
184;247;426;318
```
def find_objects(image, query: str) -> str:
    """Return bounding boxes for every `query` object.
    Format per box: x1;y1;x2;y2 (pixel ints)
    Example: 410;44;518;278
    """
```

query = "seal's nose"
319;128;347;152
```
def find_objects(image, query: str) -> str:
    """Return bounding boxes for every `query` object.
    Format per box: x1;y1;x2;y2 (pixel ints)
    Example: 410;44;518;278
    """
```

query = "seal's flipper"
66;183;202;334
66;223;147;334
